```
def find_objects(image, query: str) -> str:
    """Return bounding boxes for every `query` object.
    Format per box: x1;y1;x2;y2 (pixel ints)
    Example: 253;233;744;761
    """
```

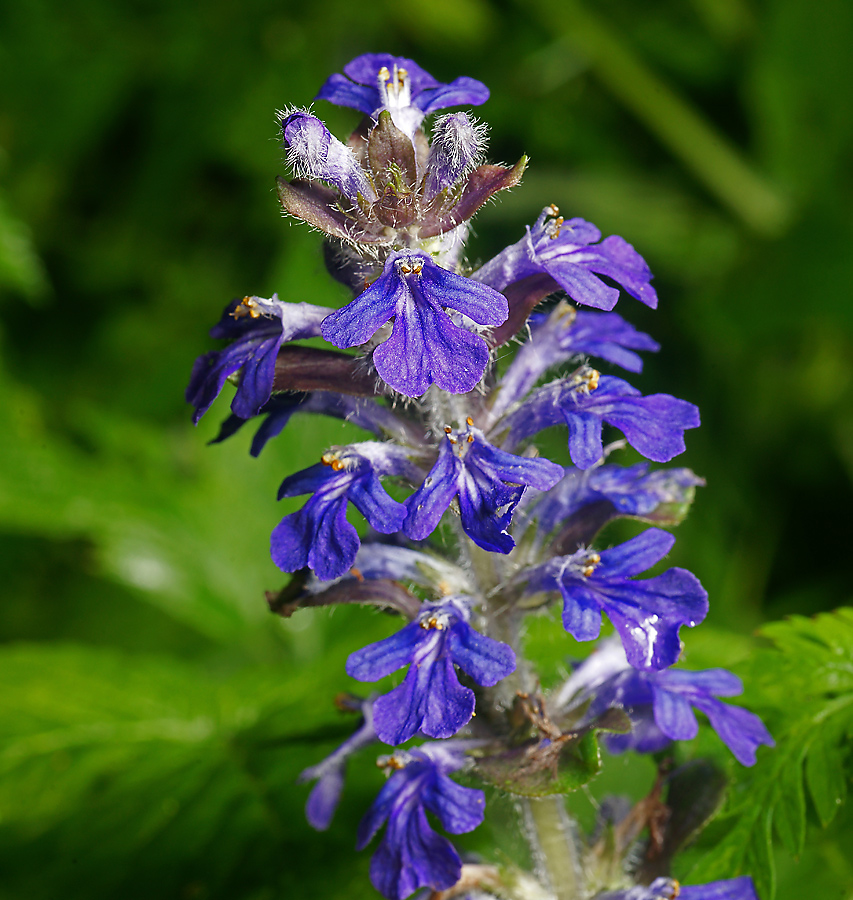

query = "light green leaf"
686;608;853;899
0;641;376;900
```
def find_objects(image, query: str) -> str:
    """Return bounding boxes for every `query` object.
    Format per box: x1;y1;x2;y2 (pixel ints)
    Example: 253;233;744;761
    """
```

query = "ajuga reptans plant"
187;53;774;900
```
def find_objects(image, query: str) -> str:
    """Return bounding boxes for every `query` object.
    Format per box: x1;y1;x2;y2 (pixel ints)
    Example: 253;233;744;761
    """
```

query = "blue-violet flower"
526;528;708;669
321;252;509;397
346;596;516;745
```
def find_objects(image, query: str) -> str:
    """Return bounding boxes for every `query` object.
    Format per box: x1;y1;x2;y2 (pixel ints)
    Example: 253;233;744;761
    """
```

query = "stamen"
581;552;601;578
350;567;364;582
571;366;600;394
376;752;408;771
378;66;390;82
466;416;474;426
549;215;564;239
467;434;474;443
230;296;263;319
419;614;447;631
444;425;453;434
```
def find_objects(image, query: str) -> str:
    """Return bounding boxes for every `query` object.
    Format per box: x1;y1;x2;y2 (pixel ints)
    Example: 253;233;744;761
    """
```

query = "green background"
1;1;851;897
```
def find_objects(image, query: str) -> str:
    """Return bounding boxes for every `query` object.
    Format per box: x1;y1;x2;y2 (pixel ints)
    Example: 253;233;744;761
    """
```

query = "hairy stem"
524;797;583;900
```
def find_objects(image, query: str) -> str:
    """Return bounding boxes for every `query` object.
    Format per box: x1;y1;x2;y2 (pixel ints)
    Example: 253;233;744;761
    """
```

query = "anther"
378;66;390;82
466;416;474;426
230;296;262;319
548;203;560;217
377;753;406;771
321;452;335;466
549;215;564;239
331;459;345;472
397;68;408;83
467;434;474;443
350;567;364;582
444;425;453;434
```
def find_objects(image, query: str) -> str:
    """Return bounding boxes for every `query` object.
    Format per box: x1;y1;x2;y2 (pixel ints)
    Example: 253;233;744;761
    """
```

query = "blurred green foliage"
1;0;852;898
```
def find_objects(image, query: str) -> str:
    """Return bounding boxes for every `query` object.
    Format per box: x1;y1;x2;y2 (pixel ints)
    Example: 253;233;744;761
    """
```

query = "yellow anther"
411;260;423;274
581;553;601;578
448;436;458;444
400;263;412;274
231;296;262;319
377;753;406;770
467;434;474;443
548;203;560;216
350;567;364;582
397;67;408;82
466;416;474;426
549;216;565;240
321;452;335;466
331;459;345;472
444;425;453;434
587;369;600;391
378;66;390;81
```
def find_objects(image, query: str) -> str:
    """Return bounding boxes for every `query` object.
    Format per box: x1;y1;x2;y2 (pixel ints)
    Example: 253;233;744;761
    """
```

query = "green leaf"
0;641;377;900
686;608;853;899
805;727;848;827
473;708;629;797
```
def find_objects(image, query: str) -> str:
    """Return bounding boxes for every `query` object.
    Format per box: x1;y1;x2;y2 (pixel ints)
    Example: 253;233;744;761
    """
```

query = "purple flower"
281;110;377;205
474;205;658;312
298;696;377;830
596;876;759;900
492;303;660;419
357;743;485;900
347;597;516;745
211;392;413;458
404;421;563;553
186;295;328;423
271;442;416;581
501;372;700;469
526;528;708;670
570;642;774;765
316;53;489;138
350;543;473;596
321;252;508;397
532;462;705;540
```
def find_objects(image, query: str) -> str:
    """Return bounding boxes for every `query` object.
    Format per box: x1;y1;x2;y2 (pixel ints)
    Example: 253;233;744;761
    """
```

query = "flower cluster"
189;54;772;900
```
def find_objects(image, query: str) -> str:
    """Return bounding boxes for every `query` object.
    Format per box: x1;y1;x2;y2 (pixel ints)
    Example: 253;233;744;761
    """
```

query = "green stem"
524;796;582;900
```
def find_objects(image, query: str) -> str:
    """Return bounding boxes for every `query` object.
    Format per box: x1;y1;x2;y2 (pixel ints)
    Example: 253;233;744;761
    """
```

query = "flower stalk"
187;53;774;900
